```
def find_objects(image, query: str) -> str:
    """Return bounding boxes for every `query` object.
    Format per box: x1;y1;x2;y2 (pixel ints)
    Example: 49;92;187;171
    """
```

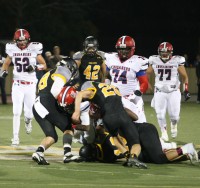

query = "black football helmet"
83;36;99;56
79;144;97;161
57;57;79;85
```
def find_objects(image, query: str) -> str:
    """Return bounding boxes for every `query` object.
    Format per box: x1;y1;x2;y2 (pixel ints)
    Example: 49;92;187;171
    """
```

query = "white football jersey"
105;53;148;96
6;42;43;82
149;55;185;92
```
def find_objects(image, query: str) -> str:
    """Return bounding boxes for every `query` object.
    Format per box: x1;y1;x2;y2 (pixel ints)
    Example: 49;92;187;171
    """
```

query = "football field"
0;101;200;188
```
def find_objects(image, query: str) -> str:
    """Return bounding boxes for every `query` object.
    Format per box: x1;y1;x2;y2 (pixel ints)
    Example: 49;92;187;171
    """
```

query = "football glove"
183;90;191;101
26;65;36;73
0;70;8;78
134;90;142;96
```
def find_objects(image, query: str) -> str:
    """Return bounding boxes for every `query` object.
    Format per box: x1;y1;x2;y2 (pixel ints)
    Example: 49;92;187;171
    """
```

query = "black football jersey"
37;66;72;95
73;51;104;84
81;81;121;110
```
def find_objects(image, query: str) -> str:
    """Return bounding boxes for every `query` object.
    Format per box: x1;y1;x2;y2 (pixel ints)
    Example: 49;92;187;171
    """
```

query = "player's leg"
137;123;169;164
134;98;146;123
154;92;168;141
32;106;56;165
11;83;24;146
167;90;181;139
165;143;198;163
23;84;36;134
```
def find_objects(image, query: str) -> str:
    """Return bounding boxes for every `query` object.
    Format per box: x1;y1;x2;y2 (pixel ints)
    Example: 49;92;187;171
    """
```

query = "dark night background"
0;0;200;63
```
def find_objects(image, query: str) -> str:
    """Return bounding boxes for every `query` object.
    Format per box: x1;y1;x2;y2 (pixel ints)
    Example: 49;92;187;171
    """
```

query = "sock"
63;134;72;145
36;145;45;153
64;144;71;155
13;115;20;139
176;147;183;155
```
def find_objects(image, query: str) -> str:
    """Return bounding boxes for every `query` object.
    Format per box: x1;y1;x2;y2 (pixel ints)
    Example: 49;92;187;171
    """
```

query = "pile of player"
0;29;198;169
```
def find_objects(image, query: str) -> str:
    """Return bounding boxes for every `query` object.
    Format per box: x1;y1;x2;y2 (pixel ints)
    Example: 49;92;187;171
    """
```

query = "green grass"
0;102;200;188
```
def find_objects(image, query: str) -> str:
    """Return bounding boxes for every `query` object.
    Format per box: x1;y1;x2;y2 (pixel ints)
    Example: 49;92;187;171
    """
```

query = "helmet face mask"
83;36;99;56
158;42;173;62
115;36;135;61
14;29;30;50
116;47;132;61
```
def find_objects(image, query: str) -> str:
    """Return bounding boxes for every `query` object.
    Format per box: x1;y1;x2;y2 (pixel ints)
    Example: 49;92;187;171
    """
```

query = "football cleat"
63;152;82;163
32;152;49;165
160;138;177;150
184;143;199;163
123;155;147;169
161;129;169;142
25;117;32;134
11;138;20;146
171;124;177;138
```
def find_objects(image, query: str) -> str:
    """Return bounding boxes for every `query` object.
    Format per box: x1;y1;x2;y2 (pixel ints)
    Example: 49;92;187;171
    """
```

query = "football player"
73;36;106;88
72;81;147;169
32;57;80;165
73;36;106;137
79;122;198;164
105;36;149;123
147;42;191;141
0;29;47;146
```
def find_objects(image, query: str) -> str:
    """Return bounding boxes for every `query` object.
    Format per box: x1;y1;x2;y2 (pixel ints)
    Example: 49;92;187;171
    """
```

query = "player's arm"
74;59;81;68
136;70;149;94
100;61;107;82
105;67;111;84
178;65;188;85
124;107;138;121
146;64;154;91
0;55;12;78
36;54;47;70
178;65;190;101
72;90;94;124
50;77;66;99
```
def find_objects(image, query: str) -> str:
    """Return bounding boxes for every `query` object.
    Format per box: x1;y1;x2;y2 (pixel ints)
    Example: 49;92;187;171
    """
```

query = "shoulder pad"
96;51;106;59
5;43;17;56
29;42;43;54
73;51;84;60
172;56;185;64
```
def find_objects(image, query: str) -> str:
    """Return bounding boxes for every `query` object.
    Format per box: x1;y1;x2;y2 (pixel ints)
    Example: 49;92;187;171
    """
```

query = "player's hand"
0;70;8;78
127;90;142;104
134;90;142;96
26;65;36;73
183;90;191;101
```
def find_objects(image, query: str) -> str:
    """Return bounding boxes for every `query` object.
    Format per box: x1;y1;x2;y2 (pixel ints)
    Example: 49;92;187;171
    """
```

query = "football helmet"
158;42;173;61
57;57;79;85
115;35;135;61
83;36;99;56
14;29;30;50
57;86;77;114
79;144;97;161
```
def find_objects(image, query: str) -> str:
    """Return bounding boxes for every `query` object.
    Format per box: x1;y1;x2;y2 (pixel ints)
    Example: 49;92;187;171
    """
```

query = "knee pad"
170;118;179;125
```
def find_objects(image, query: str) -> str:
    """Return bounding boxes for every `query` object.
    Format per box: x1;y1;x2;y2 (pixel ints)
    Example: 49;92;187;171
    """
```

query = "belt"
14;80;34;85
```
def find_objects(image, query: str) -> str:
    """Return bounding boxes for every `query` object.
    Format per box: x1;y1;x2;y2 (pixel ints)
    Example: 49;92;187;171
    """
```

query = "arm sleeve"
50;77;65;99
136;71;148;93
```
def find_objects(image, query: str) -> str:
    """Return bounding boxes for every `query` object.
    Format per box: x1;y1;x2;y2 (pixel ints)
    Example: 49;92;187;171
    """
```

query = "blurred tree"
0;0;100;54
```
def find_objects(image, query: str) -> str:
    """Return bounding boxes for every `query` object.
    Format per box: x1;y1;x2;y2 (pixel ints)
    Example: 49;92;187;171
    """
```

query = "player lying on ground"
79;123;199;164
